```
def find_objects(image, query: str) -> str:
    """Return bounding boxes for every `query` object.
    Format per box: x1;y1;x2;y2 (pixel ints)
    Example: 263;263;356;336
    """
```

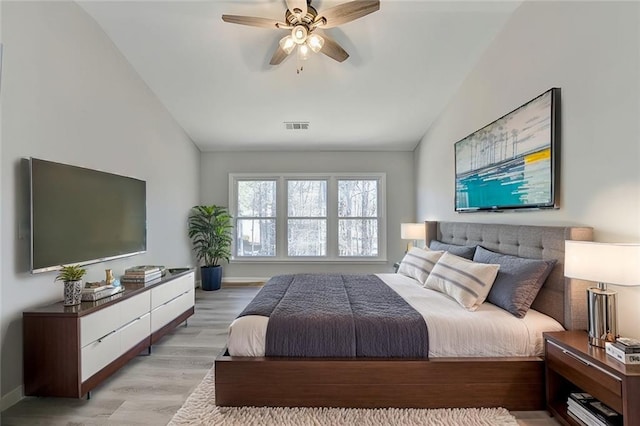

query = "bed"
215;221;593;410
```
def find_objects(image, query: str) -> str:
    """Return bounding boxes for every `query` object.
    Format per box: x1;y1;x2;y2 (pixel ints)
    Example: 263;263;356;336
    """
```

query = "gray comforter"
238;274;429;358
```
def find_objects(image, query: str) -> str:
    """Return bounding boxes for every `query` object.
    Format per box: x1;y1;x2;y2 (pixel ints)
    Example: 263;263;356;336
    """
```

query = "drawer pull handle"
97;330;117;343
562;349;590;366
548;341;622;382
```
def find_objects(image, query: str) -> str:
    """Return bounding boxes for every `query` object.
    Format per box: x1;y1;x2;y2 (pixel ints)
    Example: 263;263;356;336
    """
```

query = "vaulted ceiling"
78;1;521;152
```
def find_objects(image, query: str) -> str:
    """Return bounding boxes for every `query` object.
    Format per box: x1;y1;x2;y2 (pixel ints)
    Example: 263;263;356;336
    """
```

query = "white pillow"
397;247;444;284
424;251;500;311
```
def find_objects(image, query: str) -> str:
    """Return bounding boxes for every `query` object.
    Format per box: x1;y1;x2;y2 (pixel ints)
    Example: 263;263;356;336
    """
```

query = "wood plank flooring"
1;286;559;425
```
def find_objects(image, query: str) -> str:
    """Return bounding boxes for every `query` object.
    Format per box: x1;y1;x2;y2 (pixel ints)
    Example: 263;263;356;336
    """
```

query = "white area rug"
169;368;518;425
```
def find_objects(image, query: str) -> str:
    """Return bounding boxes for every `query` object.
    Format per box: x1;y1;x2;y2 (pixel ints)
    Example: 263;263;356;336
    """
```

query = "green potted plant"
55;264;87;306
188;205;233;291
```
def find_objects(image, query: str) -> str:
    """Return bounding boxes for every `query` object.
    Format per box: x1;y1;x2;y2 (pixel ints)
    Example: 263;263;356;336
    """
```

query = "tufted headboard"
425;221;593;330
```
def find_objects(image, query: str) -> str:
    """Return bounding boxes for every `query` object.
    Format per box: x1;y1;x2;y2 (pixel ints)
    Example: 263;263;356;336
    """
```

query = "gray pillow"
429;240;476;260
473;246;556;318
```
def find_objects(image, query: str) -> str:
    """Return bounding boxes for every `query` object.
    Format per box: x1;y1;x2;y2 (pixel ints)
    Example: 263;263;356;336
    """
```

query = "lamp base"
587;284;618;348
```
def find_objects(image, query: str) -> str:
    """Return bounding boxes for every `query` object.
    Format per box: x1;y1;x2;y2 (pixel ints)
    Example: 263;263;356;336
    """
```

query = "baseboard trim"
1;385;24;412
222;277;268;287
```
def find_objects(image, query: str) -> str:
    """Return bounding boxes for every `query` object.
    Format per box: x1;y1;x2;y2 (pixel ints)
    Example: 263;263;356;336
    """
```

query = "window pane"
288;219;326;256
287;180;327;217
338;180;378;217
236;219;276;256
339;219;378;256
237;180;276;217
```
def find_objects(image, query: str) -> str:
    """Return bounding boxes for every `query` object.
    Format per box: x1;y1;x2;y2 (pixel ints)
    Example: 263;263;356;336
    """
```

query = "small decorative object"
54;264;87;306
105;269;115;285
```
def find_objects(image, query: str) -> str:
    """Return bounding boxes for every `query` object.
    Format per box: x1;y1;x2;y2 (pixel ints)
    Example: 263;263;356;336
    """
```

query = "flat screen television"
454;88;560;212
30;158;147;273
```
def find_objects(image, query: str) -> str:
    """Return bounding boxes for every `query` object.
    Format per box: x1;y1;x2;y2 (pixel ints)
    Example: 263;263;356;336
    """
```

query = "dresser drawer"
546;340;622;411
151;273;192;309
119;292;151;325
80;304;121;347
120;313;150;351
81;326;121;381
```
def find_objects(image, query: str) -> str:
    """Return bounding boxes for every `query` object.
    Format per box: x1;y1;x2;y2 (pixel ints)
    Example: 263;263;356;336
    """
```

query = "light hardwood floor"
1;286;559;425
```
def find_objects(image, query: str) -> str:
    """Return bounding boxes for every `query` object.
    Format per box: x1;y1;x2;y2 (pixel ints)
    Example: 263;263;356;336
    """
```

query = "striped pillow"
397;247;444;284
424;251;500;311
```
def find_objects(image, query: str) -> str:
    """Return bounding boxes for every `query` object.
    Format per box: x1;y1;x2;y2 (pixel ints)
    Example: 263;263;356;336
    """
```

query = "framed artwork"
454;88;560;212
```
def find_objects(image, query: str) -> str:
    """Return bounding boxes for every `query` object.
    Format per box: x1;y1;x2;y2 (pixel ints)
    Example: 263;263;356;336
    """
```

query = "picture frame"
454;88;560;212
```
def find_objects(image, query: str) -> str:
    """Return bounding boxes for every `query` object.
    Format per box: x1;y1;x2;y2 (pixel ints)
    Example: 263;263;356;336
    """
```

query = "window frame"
229;172;387;263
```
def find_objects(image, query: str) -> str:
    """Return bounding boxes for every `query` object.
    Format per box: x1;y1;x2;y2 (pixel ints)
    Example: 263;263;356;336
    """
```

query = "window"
230;173;386;262
287;180;327;256
235;180;276;256
338;179;378;257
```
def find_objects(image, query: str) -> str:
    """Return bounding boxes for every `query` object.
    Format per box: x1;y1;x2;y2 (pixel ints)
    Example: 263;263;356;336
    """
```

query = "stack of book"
121;265;163;284
567;392;622;426
605;337;640;364
81;283;124;302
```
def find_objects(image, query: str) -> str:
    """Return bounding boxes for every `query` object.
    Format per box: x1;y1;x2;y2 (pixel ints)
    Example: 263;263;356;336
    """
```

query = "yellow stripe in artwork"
524;148;551;164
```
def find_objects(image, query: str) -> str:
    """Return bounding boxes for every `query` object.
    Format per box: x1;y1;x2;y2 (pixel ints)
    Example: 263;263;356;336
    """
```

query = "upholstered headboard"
424;221;593;330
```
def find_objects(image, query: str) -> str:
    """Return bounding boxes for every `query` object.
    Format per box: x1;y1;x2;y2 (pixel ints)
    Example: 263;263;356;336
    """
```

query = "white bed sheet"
227;273;564;357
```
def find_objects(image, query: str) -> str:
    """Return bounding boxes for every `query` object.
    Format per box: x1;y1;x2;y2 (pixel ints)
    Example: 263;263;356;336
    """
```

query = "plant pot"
63;280;83;306
201;265;222;291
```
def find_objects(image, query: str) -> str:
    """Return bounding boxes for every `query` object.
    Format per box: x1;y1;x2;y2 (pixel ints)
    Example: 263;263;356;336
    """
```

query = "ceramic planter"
63;280;83;306
201;265;222;291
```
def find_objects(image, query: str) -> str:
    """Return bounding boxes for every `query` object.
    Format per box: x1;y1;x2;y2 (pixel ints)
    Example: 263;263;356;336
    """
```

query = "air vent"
284;122;309;130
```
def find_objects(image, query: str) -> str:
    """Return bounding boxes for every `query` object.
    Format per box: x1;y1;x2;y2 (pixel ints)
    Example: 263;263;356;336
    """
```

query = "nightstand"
544;331;640;425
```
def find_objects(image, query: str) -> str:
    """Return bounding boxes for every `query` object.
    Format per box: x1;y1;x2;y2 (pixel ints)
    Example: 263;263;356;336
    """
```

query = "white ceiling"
78;0;521;152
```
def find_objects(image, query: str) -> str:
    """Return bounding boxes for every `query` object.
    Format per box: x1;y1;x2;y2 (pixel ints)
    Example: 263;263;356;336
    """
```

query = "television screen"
454;88;560;212
30;158;147;273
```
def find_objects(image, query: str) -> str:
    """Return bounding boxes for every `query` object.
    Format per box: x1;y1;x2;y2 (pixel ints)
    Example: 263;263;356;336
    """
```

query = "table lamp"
401;223;426;251
564;241;640;347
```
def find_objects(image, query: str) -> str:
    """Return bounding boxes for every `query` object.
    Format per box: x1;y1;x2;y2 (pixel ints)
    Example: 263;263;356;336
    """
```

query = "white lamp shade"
401;223;425;240
564;241;640;286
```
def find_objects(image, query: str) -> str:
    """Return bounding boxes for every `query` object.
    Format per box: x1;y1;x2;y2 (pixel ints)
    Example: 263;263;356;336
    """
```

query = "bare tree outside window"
287;180;327;256
338;180;378;256
236;180;276;256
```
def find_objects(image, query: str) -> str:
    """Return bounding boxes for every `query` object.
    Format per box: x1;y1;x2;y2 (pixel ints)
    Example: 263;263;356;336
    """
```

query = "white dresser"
23;270;195;398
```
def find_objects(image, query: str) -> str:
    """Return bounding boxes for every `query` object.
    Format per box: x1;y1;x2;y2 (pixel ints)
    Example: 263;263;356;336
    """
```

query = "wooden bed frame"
215;221;593;410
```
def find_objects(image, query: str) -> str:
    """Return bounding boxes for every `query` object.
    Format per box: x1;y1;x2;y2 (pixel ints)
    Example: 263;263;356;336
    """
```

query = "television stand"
23;270;195;398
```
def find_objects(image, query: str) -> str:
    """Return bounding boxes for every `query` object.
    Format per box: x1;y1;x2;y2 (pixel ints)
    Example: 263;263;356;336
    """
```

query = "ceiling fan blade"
222;15;282;29
269;45;291;65
316;0;380;29
319;34;349;62
285;0;307;17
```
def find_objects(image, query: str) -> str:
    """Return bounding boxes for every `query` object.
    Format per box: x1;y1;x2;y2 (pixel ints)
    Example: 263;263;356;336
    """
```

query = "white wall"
415;1;640;337
0;2;200;407
200;151;415;277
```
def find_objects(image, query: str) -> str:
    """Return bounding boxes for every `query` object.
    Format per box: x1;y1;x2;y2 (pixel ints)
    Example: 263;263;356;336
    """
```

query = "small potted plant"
55;264;87;306
188;205;233;291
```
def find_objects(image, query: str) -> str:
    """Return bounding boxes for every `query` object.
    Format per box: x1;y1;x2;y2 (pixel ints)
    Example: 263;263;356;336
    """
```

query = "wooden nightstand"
544;331;640;425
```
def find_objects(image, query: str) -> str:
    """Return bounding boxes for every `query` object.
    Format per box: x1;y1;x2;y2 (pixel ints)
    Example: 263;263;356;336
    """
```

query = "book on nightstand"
567;392;622;426
606;342;640;364
567;410;588;426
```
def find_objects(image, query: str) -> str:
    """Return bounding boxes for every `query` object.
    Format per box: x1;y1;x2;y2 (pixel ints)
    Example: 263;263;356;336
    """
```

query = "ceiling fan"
222;0;380;65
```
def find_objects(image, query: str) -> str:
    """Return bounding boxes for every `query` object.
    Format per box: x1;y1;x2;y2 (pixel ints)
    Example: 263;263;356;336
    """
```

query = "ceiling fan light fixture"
291;25;308;44
307;34;324;53
298;43;311;60
279;35;296;54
